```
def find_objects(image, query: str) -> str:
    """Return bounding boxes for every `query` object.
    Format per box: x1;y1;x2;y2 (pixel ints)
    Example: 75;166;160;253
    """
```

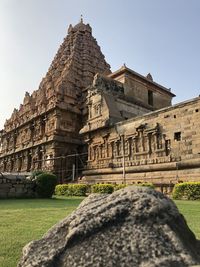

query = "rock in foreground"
18;186;200;267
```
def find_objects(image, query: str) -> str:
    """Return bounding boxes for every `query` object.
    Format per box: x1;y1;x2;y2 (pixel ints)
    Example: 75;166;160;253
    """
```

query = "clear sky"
0;0;200;129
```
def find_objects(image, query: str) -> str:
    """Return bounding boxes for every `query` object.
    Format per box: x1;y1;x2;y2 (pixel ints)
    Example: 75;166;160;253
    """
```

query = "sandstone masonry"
0;174;35;198
81;80;200;184
1;20;198;185
0;20;110;179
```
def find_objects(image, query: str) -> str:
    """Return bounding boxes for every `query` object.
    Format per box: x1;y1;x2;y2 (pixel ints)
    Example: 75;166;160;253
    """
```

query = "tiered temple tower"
0;20;111;179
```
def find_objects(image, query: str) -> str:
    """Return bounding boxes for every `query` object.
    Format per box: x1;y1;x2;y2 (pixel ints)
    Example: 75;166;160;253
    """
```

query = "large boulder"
18;186;200;267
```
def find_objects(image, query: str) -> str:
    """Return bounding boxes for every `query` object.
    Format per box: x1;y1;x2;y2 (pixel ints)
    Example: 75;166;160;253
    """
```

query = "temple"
1;20;200;185
0;20;110;179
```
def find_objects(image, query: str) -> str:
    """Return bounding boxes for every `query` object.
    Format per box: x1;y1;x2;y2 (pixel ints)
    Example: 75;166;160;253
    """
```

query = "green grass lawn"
0;197;84;267
175;200;200;239
0;198;199;267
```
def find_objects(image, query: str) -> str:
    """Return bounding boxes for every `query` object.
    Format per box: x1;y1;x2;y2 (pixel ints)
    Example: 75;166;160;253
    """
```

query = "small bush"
35;173;58;198
70;184;89;196
55;182;155;196
55;184;69;196
29;170;45;182
114;184;127;191
91;184;114;194
31;170;45;178
55;184;89;196
172;182;200;200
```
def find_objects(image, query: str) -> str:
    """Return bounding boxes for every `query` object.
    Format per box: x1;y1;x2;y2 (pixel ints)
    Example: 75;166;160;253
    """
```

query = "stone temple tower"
0;20;111;179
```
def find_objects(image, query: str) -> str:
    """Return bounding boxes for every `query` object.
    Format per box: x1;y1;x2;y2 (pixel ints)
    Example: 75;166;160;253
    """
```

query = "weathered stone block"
0;192;8;198
18;187;200;267
15;186;25;193
8;192;17;198
0;183;11;189
9;188;16;193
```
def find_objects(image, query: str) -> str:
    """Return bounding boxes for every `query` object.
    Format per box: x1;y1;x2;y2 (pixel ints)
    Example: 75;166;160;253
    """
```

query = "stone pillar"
148;133;152;155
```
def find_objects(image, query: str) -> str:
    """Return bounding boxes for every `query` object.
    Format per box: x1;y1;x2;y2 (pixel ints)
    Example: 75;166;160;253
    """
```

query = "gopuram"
1;19;200;185
0;20;110;180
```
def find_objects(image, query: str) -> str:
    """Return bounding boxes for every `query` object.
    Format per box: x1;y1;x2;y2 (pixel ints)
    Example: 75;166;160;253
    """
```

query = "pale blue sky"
0;0;200;129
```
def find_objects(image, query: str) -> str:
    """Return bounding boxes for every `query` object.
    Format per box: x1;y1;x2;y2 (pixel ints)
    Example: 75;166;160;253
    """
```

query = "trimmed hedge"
114;184;127;191
55;182;155;196
55;184;88;196
172;182;200;200
91;184;114;194
55;184;69;196
35;173;58;198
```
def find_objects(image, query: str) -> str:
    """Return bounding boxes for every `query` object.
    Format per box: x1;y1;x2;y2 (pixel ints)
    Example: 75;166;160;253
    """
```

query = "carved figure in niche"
105;142;109;158
95;104;101;116
140;132;146;152
165;139;171;156
156;133;163;149
134;137;139;153
34;124;41;139
109;142;114;158
88;145;92;161
93;146;99;161
6;136;10;150
99;145;103;159
116;140;121;156
17;156;22;172
29;122;35;140
40;116;47;137
96;146;99;160
10;158;14;172
88;104;92;119
148;133;152;154
36;146;43;169
27;151;32;172
9;135;14;149
92;146;96;161
124;139;129;156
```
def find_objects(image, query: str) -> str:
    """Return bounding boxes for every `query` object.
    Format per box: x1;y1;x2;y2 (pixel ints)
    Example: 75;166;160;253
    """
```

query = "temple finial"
146;73;153;81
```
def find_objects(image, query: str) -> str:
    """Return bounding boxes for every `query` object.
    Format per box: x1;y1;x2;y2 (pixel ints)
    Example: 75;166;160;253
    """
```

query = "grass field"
0;198;199;267
174;200;200;239
0;197;84;267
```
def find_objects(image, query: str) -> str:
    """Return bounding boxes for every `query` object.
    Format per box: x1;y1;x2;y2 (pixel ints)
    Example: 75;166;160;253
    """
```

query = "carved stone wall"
0;20;111;178
0;175;35;198
80;74;154;135
0;20;177;183
82;97;200;184
109;66;175;110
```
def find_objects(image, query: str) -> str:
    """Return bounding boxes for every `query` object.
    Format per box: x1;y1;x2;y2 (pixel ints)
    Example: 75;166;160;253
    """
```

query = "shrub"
172;182;200;200
35;172;58;198
28;170;45;182
55;182;155;196
31;170;45;178
114;184;127;191
55;184;89;196
55;184;69;196
70;184;89;196
91;184;114;194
